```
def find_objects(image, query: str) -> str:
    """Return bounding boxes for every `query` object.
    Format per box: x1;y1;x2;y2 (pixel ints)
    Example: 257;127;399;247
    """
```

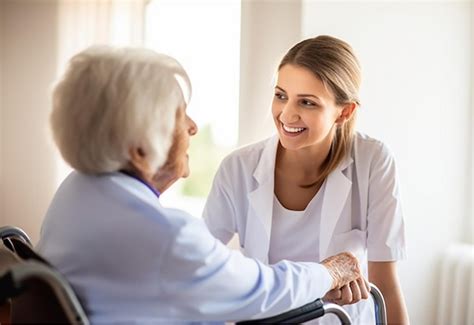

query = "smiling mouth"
281;122;306;135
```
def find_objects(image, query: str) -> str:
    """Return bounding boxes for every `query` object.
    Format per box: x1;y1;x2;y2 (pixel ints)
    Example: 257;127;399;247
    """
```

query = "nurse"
37;45;365;324
203;35;409;324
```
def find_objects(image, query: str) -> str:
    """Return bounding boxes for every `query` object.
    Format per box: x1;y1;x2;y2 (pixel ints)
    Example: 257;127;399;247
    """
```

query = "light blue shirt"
37;171;333;324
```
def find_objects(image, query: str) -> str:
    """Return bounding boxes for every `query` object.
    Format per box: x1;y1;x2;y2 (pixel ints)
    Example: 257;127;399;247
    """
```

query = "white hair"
51;45;191;174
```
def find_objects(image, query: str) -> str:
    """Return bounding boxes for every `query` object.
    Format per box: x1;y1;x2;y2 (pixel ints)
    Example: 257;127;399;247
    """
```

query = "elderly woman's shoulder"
156;206;212;241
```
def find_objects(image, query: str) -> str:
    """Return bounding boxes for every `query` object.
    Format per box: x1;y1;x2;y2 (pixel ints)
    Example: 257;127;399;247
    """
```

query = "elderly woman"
37;46;365;324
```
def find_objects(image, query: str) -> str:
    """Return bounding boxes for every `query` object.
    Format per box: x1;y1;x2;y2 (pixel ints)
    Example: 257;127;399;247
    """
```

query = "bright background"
0;1;472;324
144;0;240;214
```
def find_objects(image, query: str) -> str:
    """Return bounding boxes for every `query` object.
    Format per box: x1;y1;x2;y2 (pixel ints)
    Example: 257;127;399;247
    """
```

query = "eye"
300;99;317;107
274;92;287;101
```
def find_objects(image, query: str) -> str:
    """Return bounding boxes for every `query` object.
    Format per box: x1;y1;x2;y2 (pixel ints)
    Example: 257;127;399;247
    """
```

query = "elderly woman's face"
162;106;197;178
130;106;197;193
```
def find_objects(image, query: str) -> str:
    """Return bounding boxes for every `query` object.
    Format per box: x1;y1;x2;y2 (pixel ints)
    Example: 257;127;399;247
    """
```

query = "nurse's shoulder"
353;132;397;168
216;136;277;181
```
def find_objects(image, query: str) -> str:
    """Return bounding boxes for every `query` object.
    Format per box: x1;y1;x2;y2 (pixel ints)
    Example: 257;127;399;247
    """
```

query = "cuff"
368;246;407;261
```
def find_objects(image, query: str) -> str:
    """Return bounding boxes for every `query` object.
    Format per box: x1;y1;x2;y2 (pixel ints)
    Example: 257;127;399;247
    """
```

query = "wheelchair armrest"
236;284;387;324
236;298;351;324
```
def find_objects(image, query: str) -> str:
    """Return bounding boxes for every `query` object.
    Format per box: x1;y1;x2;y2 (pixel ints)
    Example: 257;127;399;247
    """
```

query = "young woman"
203;35;409;324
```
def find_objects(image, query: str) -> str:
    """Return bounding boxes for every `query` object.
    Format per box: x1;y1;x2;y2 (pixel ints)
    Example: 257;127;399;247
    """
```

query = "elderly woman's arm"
158;216;361;322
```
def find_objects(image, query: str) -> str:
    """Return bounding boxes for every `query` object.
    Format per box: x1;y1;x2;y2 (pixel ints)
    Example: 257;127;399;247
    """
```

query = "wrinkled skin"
321;252;360;289
128;106;197;194
320;252;370;305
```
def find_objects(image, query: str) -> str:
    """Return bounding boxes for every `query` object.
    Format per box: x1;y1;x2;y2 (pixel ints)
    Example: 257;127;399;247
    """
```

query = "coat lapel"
243;136;354;263
245;136;279;264
319;156;353;260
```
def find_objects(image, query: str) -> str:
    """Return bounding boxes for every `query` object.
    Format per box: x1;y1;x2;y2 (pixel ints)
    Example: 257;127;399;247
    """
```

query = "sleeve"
202;158;237;244
366;143;407;261
159;218;333;322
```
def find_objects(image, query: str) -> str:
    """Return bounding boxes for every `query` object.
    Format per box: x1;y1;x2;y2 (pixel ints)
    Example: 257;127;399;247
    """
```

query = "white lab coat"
203;132;406;325
37;171;334;324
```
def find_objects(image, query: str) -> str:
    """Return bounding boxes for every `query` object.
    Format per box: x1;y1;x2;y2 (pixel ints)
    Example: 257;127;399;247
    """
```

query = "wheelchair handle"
0;226;32;245
322;302;352;324
369;283;387;324
5;261;89;325
237;283;386;324
236;298;351;324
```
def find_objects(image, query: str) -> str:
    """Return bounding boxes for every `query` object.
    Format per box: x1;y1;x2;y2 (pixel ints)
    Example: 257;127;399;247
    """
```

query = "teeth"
282;124;305;133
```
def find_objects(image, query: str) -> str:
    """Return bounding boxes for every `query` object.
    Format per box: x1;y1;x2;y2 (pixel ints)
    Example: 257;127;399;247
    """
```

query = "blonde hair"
51;45;191;174
279;35;361;181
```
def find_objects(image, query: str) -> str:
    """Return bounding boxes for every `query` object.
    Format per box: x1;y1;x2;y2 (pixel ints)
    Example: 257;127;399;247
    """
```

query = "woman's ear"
335;102;357;125
128;147;153;182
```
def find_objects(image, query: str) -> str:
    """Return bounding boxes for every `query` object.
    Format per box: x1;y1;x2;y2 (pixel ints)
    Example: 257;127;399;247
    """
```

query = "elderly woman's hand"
321;252;361;289
323;277;370;306
320;252;370;306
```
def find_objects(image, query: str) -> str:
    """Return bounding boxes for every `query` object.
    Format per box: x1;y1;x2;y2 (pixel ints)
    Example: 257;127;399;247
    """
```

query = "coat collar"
252;136;354;183
245;135;354;263
319;154;353;260
245;136;279;263
252;135;279;185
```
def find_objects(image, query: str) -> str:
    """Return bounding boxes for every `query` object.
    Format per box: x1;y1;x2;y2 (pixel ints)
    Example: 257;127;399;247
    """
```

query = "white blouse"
269;181;326;265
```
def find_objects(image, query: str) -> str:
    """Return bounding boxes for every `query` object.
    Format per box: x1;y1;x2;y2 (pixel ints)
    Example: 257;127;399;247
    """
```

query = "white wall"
0;0;59;243
301;2;472;324
238;0;301;146
0;0;4;227
470;1;474;245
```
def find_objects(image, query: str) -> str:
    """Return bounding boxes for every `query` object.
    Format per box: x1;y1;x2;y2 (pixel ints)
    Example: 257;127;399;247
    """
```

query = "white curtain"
55;0;147;185
57;0;147;70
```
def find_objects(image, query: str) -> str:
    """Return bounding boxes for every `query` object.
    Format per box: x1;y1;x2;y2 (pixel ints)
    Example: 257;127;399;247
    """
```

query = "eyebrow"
275;86;322;101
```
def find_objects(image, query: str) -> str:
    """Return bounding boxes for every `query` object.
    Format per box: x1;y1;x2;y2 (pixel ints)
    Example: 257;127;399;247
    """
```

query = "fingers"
330;278;370;306
329;284;352;305
323;288;342;301
350;280;361;302
339;284;352;304
358;277;370;299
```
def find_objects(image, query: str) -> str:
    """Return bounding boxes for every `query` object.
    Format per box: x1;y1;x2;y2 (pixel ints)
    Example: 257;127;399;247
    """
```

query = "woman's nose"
187;116;198;136
279;102;299;124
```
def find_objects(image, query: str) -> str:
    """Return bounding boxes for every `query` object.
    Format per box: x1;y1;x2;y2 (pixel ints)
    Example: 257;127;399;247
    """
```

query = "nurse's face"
272;64;348;151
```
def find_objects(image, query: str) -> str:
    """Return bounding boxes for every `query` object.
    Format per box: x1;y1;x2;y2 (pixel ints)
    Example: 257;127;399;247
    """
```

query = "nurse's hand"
323;277;370;305
320;252;362;290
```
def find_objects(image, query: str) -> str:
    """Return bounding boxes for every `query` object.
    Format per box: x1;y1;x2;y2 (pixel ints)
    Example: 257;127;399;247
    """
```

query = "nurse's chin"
277;138;308;151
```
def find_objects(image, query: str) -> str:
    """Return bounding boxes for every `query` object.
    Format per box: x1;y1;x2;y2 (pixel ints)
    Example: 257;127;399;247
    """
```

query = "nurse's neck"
276;137;332;180
275;145;329;190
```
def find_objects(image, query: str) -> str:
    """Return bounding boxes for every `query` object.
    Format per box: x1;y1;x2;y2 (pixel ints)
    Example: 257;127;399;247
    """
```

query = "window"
145;0;241;217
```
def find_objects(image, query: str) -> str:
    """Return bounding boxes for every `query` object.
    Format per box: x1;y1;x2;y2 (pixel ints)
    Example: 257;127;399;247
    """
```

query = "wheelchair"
0;225;386;324
0;226;89;324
